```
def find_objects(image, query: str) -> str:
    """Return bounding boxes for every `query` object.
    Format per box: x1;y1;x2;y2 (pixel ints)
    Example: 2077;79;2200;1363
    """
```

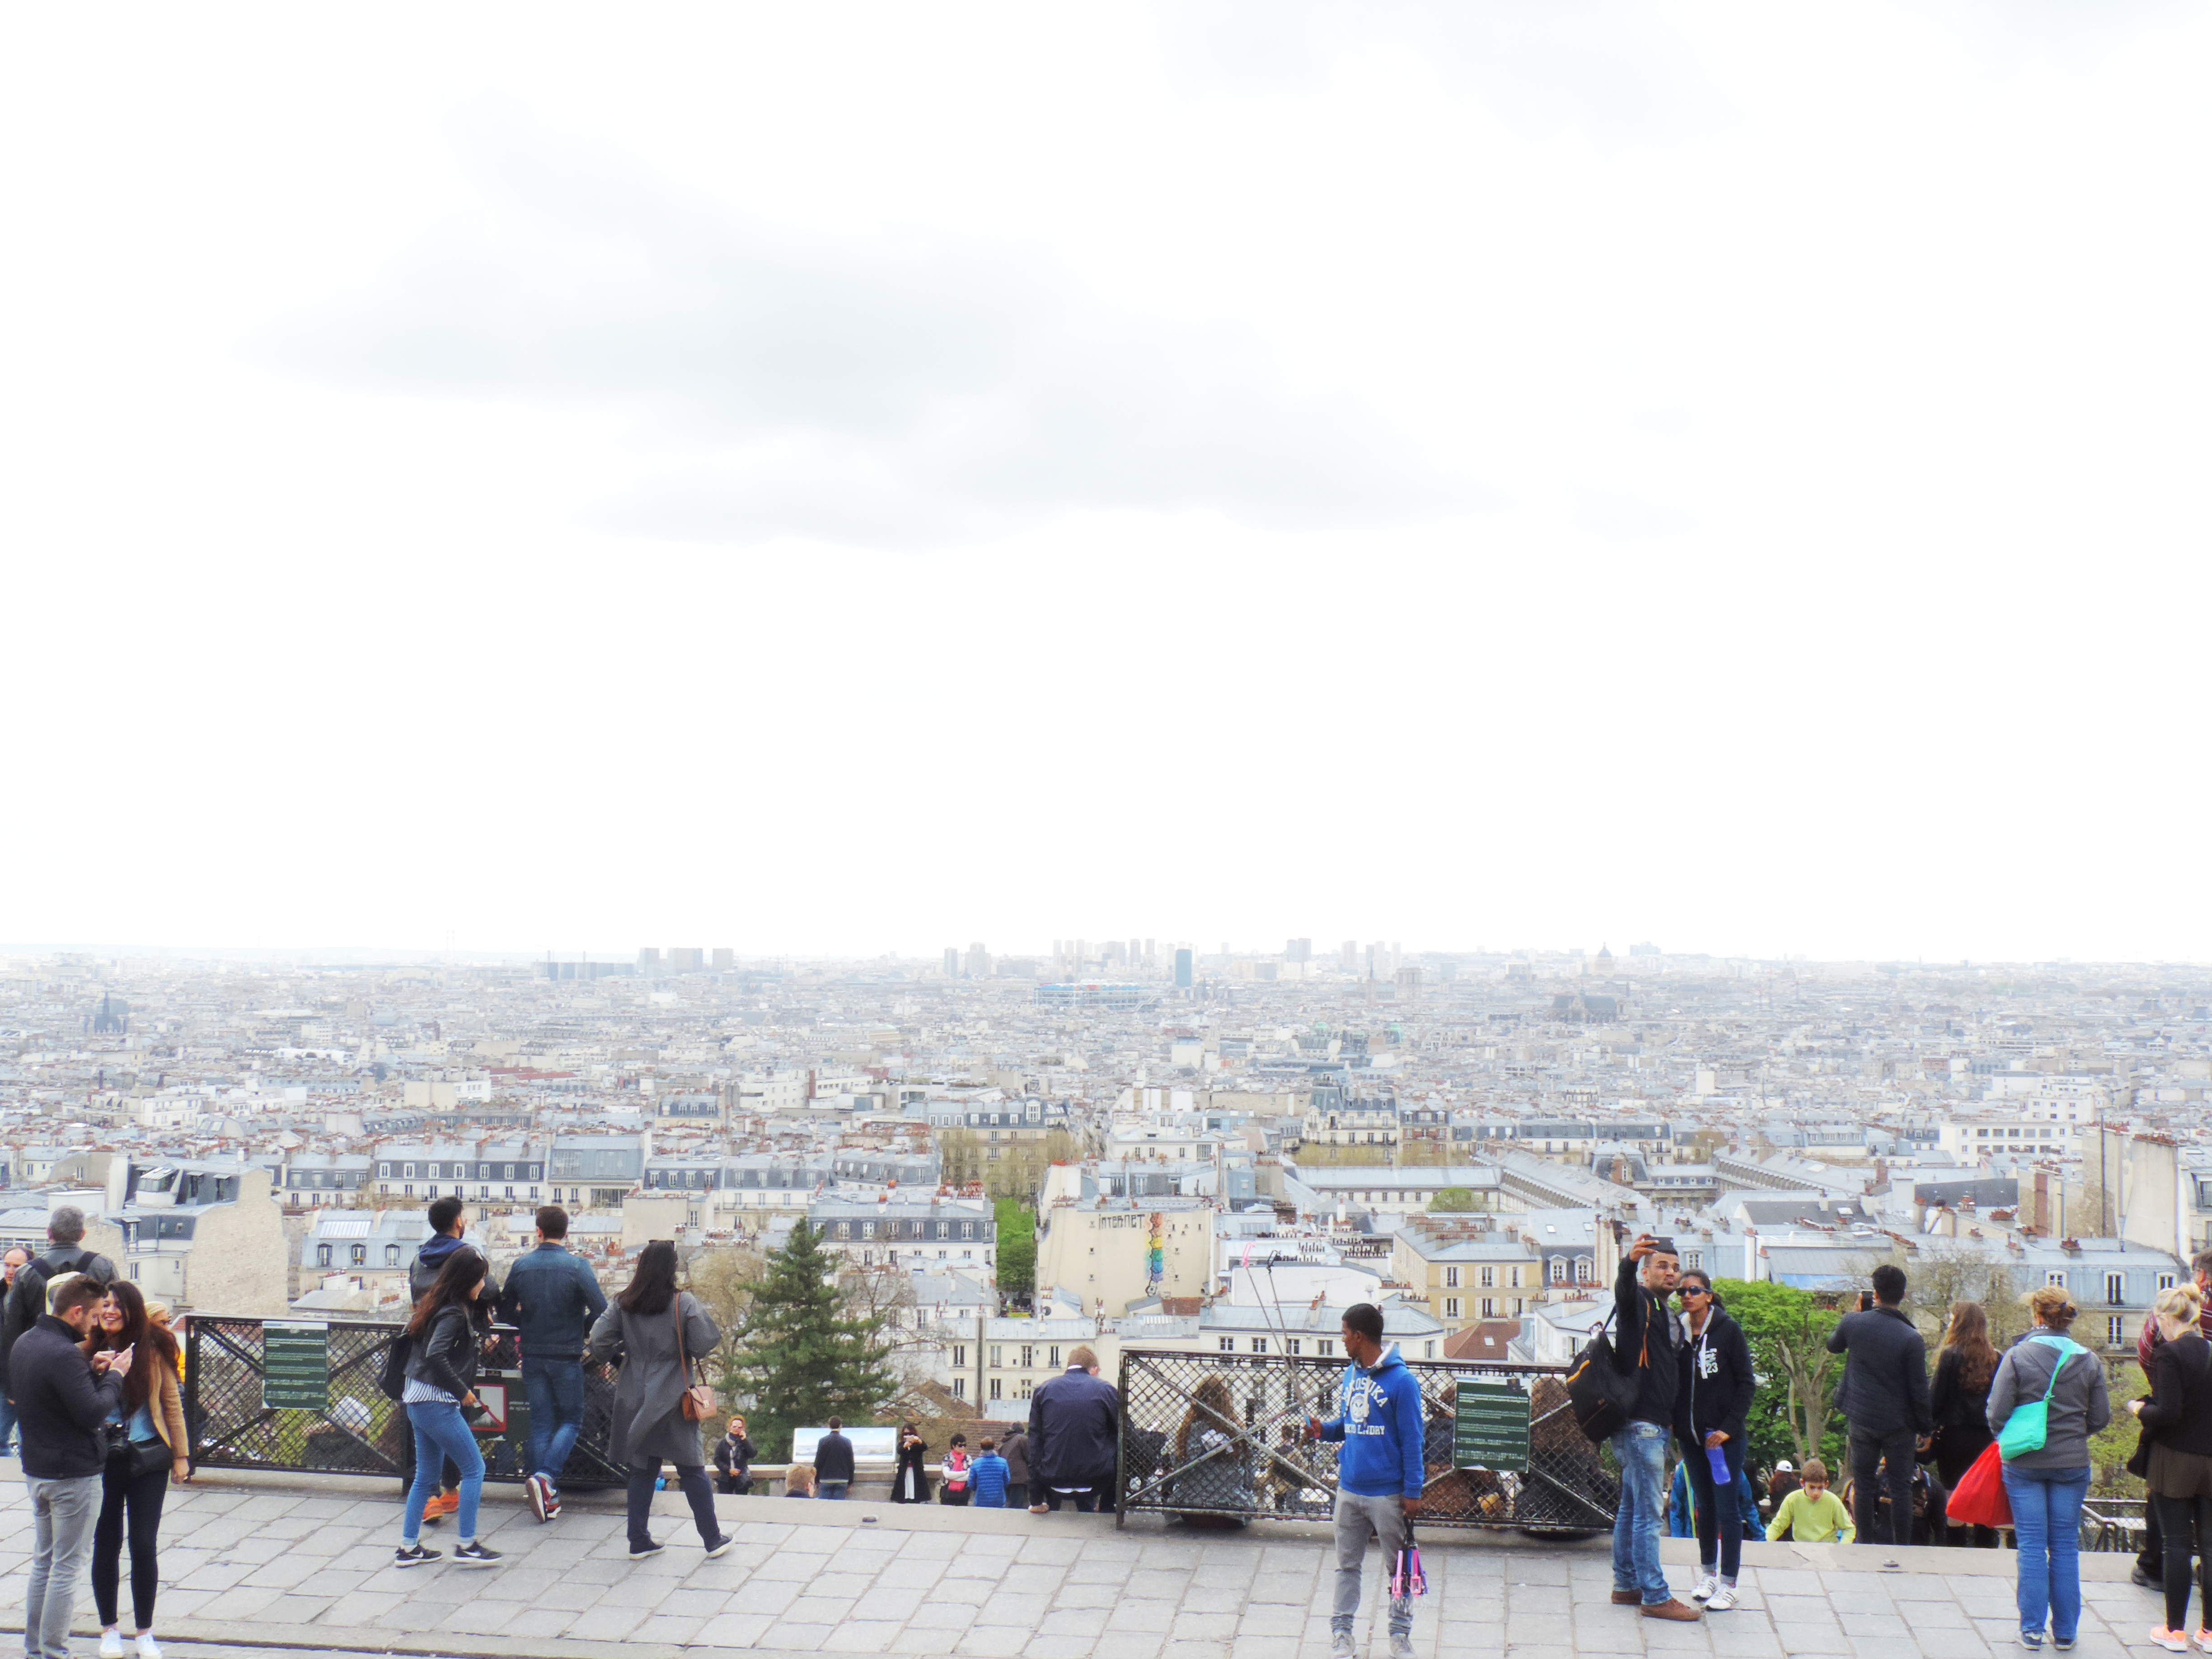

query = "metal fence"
1115;1348;1613;1532
185;1316;628;1490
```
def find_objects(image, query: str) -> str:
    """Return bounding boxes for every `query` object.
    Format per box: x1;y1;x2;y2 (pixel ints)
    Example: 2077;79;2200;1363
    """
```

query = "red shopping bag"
1946;1440;2011;1529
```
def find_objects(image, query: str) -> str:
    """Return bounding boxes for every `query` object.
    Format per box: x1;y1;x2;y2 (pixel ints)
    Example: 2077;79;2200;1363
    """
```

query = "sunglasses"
1679;1286;1710;1297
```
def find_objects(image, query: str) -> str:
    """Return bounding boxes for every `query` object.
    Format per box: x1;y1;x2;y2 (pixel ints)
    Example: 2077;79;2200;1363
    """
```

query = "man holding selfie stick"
1609;1233;1700;1620
13;1271;132;1659
1824;1262;1931;1551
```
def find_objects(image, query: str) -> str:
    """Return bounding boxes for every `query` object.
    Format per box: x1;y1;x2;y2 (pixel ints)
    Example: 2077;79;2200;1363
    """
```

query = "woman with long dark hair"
83;1282;187;1659
1930;1301;2001;1546
1673;1271;1756;1610
394;1246;502;1569
586;1240;731;1560
891;1423;928;1503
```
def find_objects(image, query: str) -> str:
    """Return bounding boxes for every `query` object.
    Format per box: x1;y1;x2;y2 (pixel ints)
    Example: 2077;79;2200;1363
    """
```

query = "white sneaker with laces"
1331;1632;1355;1659
1707;1587;1739;1613
1389;1632;1416;1659
136;1634;162;1659
98;1631;125;1659
1690;1575;1718;1603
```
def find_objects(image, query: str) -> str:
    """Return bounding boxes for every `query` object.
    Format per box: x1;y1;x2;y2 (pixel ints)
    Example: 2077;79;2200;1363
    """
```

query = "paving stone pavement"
0;1474;2170;1659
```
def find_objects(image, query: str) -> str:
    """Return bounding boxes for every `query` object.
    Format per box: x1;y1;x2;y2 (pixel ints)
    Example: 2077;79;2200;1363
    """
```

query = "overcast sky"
3;4;2207;964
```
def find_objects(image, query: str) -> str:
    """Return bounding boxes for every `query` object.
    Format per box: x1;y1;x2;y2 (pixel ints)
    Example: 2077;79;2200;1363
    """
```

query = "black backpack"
1564;1305;1648;1444
377;1330;414;1402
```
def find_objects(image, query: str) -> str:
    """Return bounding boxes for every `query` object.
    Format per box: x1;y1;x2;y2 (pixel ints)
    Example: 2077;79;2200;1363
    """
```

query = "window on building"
1218;1336;1236;1352
2109;1315;2127;1348
988;1377;1002;1399
989;1345;1002;1368
1317;1339;1335;1358
1550;1258;1566;1284
2106;1272;2126;1306
962;1221;976;1239
1575;1257;1593;1283
1443;1297;1461;1319
386;1245;401;1265
2048;1271;2067;1289
953;1377;966;1399
1251;1338;1267;1354
2160;1273;2179;1292
1423;1341;1436;1358
1480;1265;1495;1288
1482;1297;1496;1317
1020;1345;1034;1368
350;1245;366;1265
317;1245;332;1267
1286;1339;1302;1355
1509;1265;1522;1287
838;1221;852;1239
1444;1266;1460;1289
403;1163;416;1179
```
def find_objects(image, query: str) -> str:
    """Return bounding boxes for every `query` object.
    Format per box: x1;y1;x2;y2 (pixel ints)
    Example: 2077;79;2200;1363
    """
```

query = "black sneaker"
703;1535;735;1559
394;1544;441;1568
452;1541;504;1567
629;1538;665;1559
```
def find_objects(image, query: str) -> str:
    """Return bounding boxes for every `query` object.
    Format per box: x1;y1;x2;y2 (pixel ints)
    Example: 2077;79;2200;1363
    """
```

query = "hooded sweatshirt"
1316;1341;1425;1498
411;1231;478;1302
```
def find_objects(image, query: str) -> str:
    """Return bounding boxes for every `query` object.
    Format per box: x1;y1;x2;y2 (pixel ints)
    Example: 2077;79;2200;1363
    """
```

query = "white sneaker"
1388;1633;1415;1659
1331;1633;1355;1659
98;1631;125;1659
136;1635;163;1659
1707;1587;1738;1613
1690;1575;1718;1603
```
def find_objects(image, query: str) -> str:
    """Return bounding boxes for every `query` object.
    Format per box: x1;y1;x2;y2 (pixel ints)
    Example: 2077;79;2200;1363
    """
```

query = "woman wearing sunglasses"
1673;1272;1756;1611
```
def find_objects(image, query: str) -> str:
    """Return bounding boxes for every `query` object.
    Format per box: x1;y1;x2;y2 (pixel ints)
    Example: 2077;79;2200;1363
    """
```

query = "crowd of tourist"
11;1201;2212;1658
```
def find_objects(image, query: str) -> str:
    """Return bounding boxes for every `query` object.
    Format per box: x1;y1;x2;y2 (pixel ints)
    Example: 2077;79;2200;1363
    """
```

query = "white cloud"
0;2;2208;959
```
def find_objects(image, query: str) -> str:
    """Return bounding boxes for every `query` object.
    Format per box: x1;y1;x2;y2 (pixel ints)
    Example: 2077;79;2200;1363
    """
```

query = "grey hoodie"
1986;1327;2111;1470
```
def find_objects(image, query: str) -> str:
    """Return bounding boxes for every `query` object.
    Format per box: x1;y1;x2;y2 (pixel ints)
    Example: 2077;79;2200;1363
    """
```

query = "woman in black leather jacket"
394;1247;501;1569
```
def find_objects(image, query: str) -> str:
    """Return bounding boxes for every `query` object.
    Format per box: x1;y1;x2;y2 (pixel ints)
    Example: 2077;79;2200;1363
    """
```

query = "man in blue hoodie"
1306;1303;1423;1659
497;1204;607;1521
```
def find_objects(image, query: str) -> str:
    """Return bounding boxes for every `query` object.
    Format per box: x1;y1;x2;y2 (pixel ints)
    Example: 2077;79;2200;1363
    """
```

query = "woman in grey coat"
1987;1285;2111;1652
586;1240;731;1560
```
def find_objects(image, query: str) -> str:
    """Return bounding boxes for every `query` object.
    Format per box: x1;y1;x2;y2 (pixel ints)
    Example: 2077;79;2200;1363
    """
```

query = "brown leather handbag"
674;1297;717;1422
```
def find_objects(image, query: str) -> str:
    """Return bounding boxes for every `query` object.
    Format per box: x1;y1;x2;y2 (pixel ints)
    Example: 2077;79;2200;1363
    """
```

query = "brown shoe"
1642;1599;1701;1622
1612;1591;1641;1605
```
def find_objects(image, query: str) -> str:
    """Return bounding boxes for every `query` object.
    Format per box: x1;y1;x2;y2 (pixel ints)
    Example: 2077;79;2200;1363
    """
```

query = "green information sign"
1453;1380;1530;1472
262;1323;329;1412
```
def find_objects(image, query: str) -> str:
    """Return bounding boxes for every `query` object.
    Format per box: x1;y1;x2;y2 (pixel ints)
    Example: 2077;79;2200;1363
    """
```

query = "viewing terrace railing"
184;1315;628;1490
1115;1347;1613;1532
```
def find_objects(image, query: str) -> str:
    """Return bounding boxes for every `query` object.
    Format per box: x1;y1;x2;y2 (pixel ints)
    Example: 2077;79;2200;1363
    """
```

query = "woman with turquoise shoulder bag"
1986;1286;2111;1653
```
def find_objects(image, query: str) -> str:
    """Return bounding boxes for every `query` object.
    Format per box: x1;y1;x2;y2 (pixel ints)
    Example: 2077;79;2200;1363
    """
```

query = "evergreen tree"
726;1218;896;1458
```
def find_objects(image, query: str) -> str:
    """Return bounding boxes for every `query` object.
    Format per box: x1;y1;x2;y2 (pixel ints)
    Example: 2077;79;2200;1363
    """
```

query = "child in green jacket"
1766;1459;1856;1543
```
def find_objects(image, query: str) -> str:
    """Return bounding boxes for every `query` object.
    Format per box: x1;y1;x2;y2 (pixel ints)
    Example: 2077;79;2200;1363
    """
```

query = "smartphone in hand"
1859;1290;1875;1312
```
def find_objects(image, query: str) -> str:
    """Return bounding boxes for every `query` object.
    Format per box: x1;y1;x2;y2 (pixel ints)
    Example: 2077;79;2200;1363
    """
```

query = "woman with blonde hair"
1930;1301;2001;1546
2128;1282;2212;1650
1170;1373;1252;1524
1987;1285;2110;1651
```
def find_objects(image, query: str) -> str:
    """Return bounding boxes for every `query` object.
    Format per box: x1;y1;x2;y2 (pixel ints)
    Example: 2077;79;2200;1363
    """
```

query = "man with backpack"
1606;1235;1699;1621
2;1209;117;1414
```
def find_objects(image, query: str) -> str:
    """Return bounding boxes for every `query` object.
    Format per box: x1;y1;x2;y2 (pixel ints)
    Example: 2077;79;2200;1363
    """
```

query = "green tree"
995;1197;1036;1301
1429;1187;1480;1213
1712;1278;1845;1469
725;1219;896;1459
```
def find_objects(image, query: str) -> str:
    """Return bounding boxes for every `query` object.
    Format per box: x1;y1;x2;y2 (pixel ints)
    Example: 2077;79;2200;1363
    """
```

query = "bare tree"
685;1240;768;1392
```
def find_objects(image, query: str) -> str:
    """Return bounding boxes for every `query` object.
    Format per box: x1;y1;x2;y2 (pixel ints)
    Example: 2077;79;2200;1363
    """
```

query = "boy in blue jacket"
1305;1303;1424;1659
970;1438;1011;1507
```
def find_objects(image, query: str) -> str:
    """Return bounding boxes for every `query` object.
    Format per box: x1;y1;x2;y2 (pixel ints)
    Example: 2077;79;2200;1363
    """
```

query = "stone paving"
0;1473;2168;1659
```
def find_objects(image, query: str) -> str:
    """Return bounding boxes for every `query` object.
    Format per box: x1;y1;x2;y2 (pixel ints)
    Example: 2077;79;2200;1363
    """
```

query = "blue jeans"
819;1480;848;1500
520;1357;585;1487
1610;1420;1671;1605
627;1460;719;1550
0;1391;18;1455
404;1401;484;1544
2003;1463;2090;1640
